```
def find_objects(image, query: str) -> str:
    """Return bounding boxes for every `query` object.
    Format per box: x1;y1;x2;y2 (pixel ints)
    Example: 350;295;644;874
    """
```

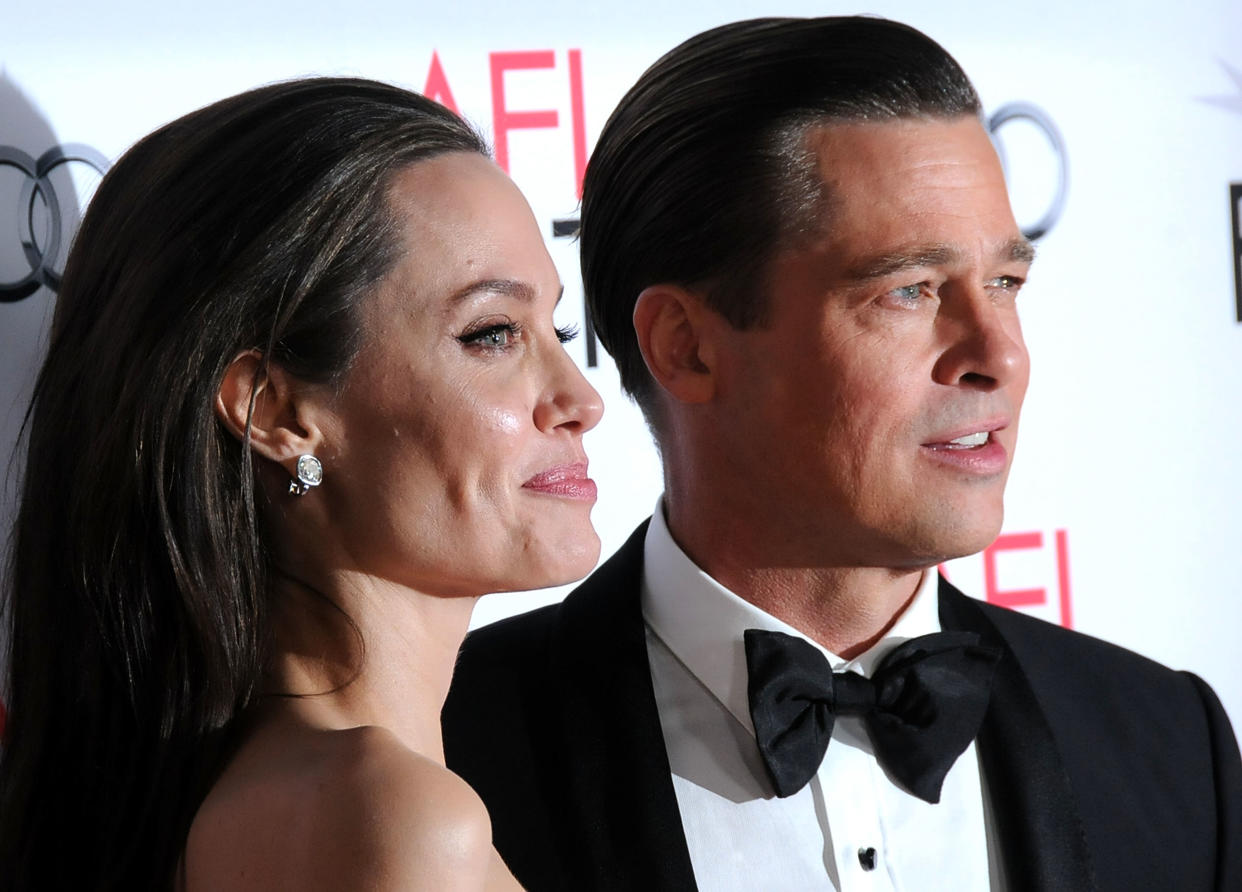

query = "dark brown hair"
0;77;485;888
579;16;981;419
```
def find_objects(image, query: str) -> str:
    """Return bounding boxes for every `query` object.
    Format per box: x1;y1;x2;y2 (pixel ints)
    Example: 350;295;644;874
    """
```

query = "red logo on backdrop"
423;49;589;198
942;529;1074;628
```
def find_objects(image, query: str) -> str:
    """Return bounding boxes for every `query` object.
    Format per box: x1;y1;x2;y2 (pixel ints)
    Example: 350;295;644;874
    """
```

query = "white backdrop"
3;0;1241;732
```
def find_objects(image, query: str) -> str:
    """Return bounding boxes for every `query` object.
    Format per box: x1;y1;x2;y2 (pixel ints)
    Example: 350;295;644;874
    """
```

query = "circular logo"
987;103;1068;241
0;143;110;303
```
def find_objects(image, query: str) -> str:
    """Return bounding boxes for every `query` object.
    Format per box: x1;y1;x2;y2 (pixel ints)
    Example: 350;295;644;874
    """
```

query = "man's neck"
708;563;923;659
664;498;927;659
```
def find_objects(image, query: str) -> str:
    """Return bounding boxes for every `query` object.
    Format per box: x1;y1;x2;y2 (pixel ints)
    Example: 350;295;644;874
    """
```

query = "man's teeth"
948;431;988;447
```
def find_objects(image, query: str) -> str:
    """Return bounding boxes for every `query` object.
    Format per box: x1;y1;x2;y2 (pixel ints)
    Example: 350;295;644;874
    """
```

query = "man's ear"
632;284;719;405
215;350;324;467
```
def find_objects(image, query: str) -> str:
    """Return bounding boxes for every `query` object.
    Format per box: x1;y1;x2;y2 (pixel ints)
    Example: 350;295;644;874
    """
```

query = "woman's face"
311;152;603;597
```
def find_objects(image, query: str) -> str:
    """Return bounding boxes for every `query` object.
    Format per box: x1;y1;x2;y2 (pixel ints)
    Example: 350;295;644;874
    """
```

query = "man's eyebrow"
446;278;537;305
1004;237;1037;265
847;238;1036;280
848;245;960;280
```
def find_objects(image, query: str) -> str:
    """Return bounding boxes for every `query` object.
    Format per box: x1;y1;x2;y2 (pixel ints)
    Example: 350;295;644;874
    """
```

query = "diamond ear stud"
288;454;324;496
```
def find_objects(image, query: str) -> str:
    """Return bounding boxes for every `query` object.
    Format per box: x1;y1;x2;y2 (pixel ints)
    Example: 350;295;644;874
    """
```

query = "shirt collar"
640;498;941;737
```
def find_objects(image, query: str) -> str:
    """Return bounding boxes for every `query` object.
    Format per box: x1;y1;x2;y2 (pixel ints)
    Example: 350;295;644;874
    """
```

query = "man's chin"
895;513;1005;568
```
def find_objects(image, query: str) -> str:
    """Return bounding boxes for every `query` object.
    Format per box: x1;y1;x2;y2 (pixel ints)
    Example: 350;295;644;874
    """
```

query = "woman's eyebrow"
446;278;537;305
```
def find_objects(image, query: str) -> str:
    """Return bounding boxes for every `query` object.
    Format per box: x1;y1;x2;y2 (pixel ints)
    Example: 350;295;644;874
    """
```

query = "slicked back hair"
579;17;982;423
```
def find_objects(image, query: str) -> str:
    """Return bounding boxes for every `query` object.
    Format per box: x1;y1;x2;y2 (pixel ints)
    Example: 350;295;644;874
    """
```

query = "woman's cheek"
482;405;523;435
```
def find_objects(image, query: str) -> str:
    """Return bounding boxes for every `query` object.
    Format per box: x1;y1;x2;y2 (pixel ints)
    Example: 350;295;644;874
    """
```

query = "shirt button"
858;847;878;871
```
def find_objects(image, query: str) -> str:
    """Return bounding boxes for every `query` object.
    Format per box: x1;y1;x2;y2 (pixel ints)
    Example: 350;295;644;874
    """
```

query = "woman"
0;78;602;888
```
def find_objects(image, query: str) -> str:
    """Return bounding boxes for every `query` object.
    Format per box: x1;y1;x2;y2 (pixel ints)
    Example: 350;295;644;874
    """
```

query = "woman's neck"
262;571;478;763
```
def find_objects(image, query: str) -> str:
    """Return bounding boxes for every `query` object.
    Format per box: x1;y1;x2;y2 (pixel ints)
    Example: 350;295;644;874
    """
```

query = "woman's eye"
479;328;510;347
459;322;518;349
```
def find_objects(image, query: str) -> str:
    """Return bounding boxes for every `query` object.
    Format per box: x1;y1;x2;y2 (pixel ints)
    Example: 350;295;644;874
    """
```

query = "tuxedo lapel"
546;538;1099;890
549;521;699;890
939;580;1098;892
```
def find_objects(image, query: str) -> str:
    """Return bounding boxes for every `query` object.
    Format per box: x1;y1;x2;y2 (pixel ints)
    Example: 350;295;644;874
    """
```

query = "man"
443;17;1242;891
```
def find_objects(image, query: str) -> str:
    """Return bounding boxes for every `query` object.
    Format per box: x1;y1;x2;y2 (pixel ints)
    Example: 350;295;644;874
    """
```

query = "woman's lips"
523;462;598;501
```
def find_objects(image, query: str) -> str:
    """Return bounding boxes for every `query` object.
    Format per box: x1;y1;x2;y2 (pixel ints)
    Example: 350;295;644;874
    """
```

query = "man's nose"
930;289;1028;391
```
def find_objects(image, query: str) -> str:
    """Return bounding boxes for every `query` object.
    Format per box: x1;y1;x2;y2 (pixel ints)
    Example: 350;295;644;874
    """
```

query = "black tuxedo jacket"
444;522;1242;891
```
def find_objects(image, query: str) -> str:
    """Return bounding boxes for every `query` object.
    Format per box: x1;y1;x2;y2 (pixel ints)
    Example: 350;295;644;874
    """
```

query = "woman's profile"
0;77;603;889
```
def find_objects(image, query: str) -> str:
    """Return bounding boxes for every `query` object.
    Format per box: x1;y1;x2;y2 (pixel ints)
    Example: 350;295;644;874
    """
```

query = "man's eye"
988;275;1024;291
890;284;923;301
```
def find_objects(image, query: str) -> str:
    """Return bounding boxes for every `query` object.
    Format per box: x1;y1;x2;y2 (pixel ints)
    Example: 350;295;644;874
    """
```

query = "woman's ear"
632;284;719;405
215;350;323;465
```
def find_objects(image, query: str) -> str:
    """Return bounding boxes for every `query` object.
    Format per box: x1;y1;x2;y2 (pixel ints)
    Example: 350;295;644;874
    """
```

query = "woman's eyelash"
458;321;520;348
458;321;581;349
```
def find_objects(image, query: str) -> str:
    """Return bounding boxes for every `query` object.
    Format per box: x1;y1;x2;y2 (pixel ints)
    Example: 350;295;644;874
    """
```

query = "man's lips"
922;419;1009;449
522;462;597;500
920;421;1010;473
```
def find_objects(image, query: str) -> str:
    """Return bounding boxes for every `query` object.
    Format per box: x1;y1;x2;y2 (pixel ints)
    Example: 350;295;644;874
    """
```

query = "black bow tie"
744;628;1000;804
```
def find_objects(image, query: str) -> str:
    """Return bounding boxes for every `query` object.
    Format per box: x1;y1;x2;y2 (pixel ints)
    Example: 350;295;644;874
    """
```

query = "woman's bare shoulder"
185;724;510;890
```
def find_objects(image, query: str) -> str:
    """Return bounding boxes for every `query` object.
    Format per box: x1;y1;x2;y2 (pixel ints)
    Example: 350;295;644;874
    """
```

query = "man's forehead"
800;113;986;145
798;115;994;180
787;117;1017;241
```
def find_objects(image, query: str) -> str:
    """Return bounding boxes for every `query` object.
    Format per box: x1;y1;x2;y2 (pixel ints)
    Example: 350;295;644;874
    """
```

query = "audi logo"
1;143;110;303
987;102;1068;242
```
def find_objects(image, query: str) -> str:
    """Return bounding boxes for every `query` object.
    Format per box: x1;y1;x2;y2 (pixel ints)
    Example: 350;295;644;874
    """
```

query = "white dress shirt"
641;503;1005;891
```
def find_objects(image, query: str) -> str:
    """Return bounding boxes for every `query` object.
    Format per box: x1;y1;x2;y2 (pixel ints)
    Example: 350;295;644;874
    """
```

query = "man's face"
707;116;1031;569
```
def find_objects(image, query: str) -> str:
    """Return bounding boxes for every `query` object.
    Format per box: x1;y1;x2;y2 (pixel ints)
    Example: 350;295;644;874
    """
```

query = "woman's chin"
495;528;602;594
